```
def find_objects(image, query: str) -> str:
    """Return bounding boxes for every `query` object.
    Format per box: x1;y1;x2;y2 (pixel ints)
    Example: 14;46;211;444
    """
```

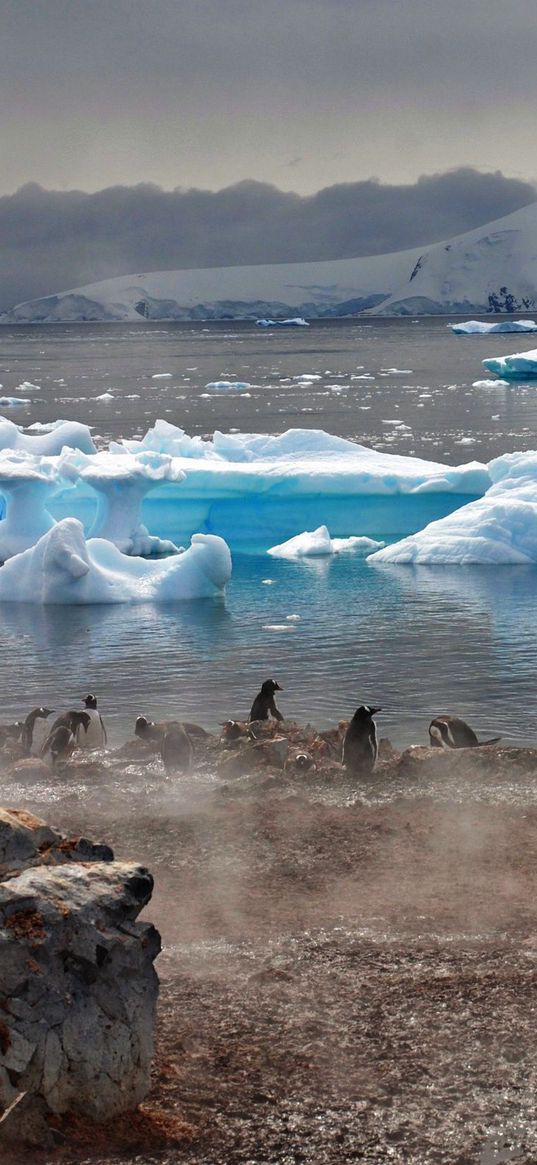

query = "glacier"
6;200;537;322
0;519;231;605
482;347;537;379
451;319;537;335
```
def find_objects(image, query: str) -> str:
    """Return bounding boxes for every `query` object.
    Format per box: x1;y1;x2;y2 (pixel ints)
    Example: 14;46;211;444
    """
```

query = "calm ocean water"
1;316;537;748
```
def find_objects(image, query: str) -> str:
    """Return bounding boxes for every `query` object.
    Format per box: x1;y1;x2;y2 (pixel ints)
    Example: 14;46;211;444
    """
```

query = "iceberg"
482;347;537;379
451;319;537;335
369;451;537;565
267;525;384;558
0;417;95;455
68;451;186;555
256;318;309;327
204;381;252;393
0;453;74;560
0;519;231;604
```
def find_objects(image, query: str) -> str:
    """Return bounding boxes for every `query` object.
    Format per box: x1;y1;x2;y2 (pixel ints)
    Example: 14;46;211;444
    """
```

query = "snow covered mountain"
3;201;537;322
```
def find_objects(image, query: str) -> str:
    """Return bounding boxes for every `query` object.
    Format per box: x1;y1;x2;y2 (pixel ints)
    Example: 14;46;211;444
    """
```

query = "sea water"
2;316;537;747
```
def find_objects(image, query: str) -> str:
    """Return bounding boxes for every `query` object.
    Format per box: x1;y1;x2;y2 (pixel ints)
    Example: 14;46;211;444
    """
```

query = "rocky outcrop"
0;809;160;1149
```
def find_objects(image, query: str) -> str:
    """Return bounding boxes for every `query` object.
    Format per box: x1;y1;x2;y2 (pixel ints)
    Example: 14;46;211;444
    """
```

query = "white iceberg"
482;347;537;379
0;519;231;604
0;418;95;455
451;319;537;335
0;397;30;407
68;450;186;555
267;525;384;558
369;450;537;565
256;318;309;327
204;381;251;393
0;453;75;560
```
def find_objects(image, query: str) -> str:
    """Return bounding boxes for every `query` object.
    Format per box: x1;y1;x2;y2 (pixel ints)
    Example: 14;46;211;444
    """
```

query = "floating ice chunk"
262;623;296;632
293;374;322;382
71;451;186;555
0;418;95;455
0;453;73;560
451;319;537;335
151;372;173;378
369;452;537;564
482;348;537;379
204;381;251;393
15;381;41;391
268;525;385;558
472;379;510;388
0;519;231;604
256;318;309;327
286;614;301;622
0;397;29;407
95;391;114;401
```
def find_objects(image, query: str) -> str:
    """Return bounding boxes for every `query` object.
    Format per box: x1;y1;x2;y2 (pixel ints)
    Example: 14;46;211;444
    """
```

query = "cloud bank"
1;168;535;312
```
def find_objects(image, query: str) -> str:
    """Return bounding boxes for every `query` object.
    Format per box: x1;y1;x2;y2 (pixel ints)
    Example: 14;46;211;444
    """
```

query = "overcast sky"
3;0;536;194
1;0;537;305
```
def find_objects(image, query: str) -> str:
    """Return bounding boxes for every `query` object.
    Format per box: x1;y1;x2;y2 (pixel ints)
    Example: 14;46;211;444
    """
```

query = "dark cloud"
1;168;535;310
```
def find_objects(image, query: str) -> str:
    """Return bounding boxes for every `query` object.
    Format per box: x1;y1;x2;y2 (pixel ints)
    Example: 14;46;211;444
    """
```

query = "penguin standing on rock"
161;723;193;774
429;716;501;749
79;694;107;749
22;707;54;755
249;679;284;723
342;706;381;776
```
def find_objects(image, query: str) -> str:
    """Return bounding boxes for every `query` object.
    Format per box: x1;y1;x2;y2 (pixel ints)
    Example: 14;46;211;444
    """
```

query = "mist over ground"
1;168;536;311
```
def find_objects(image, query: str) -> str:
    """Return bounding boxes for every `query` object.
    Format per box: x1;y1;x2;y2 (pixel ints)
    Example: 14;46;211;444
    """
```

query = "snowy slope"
375;202;537;316
3;200;537;322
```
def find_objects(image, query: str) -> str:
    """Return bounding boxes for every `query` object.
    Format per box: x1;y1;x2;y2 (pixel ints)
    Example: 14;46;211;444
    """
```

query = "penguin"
43;725;76;769
342;706;381;776
79;694;108;749
135;716;167;744
429;716;501;750
160;723;193;774
41;711;91;759
249;679;284;723
21;707;55;756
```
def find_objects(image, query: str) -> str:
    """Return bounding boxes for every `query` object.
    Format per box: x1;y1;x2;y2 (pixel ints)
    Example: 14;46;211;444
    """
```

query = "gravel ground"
6;736;537;1164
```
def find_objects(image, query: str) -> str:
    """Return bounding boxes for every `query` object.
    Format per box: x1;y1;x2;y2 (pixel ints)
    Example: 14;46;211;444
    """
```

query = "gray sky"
1;0;537;308
2;0;536;195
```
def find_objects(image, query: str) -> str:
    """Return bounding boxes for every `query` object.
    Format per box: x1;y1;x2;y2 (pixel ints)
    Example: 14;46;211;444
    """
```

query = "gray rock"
0;809;160;1143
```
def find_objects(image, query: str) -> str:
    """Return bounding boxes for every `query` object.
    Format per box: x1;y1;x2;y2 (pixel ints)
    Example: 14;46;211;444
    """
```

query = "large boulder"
0;809;160;1147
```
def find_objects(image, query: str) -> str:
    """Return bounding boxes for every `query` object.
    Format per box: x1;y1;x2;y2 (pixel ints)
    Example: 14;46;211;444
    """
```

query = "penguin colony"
11;681;501;776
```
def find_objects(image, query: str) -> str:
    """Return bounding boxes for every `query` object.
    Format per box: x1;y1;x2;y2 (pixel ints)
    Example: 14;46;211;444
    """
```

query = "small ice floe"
151;373;173;379
95;392;115;401
262;623;297;632
482;348;537;379
15;381;41;392
293;374;322;382
0;397;30;407
472;379;510;388
256;317;309;327
380;368;413;374
267;525;384;558
204;381;252;393
451;319;537;335
286;614;301;622
454;436;477;445
261;578;275;585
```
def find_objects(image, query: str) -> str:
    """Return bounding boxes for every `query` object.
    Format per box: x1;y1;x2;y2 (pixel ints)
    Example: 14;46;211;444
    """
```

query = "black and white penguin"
79;694;108;749
21;707;55;756
249;679;284;723
44;725;75;769
429;716;501;750
342;705;381;776
160;723;193;774
135;716;167;744
41;711;91;761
